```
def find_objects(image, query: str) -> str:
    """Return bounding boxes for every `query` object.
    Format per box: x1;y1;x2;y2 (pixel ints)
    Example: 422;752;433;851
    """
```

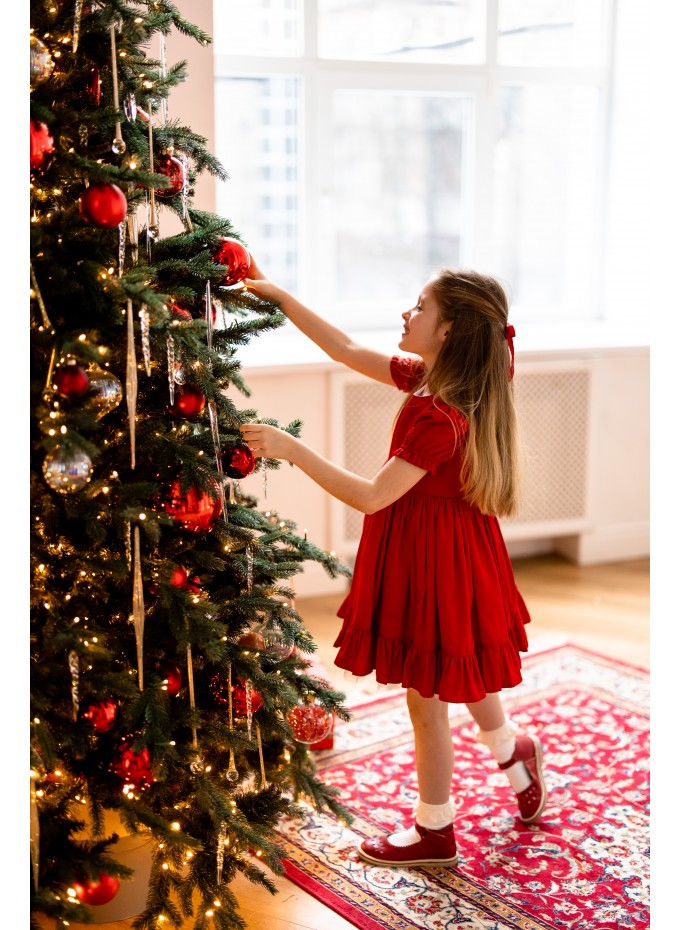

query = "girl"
240;262;547;867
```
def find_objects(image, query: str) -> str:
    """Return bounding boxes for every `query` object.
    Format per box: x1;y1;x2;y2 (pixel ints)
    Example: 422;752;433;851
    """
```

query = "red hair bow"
505;324;516;380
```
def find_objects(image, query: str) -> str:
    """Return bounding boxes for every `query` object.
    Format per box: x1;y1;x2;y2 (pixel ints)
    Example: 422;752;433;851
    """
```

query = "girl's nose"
402;309;410;321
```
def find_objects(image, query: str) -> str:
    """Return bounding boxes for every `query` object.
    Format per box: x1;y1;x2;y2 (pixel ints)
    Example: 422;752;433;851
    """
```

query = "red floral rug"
278;645;649;929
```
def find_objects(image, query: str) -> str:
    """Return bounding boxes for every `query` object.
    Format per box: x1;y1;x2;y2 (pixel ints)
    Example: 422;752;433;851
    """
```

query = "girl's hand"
240;423;297;462
243;256;289;305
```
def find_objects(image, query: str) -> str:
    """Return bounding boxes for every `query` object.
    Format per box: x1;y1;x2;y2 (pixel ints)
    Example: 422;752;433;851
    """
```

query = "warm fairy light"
255;850;263;857
53;50;61;57
170;741;176;746
134;16;143;22
102;486;110;494
162;863;169;870
205;911;214;918
129;161;137;169
119;51;127;57
185;851;193;859
78;334;86;341
44;602;50;609
49;411;57;419
108;267;115;275
48;429;56;436
67;888;77;898
53;188;62;195
222;635;228;641
38;564;45;572
112;471;119;478
139;513;147;520
60;425;67;434
171;822;181;831
143;80;154;89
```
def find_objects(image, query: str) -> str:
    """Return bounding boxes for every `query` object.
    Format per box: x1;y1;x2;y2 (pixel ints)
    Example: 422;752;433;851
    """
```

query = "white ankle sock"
476;721;532;793
388;798;454;847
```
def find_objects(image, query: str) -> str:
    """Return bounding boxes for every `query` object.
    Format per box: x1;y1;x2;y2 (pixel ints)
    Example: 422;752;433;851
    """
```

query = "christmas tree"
29;2;352;927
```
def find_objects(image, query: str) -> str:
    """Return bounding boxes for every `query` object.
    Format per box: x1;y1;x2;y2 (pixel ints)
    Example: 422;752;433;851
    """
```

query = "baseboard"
555;521;650;565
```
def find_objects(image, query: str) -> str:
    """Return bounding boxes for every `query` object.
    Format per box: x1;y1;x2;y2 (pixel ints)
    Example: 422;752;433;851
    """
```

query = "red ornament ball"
161;479;223;533
158;661;183;697
79;183;127;228
221;442;256;480
154;153;185;198
73;872;121;907
169;565;201;593
87;66;101;105
210;675;263;717
286;695;334;744
111;742;154;789
30;120;55;172
82;699;117;733
212;237;251;287
167;383;205;419
53;363;89;400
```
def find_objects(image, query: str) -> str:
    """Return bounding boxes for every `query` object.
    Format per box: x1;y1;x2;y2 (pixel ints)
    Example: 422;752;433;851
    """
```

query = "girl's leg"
407;688;454;806
357;688;459;865
466;692;547;823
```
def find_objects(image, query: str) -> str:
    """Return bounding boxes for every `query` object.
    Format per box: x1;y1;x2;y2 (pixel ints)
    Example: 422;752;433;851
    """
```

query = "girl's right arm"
244;258;395;386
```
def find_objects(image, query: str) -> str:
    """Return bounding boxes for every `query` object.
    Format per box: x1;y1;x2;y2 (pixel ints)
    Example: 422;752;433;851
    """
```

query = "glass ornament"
286;693;334;745
82;366;123;419
124;94;137;122
43;446;93;494
253;619;295;661
30;35;54;90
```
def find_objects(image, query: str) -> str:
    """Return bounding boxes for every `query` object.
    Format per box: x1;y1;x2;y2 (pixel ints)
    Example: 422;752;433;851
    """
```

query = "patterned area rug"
278;645;649;930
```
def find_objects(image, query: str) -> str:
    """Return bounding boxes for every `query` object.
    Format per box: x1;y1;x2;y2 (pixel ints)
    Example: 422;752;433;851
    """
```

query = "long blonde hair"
422;269;519;516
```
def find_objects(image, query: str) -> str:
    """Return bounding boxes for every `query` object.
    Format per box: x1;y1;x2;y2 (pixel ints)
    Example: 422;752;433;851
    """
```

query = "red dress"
334;356;531;703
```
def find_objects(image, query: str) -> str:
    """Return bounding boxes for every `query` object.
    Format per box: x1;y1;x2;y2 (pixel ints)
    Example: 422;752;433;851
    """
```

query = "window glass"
214;76;301;293
213;0;303;57
498;0;606;67
330;92;470;313
493;84;602;319
318;0;486;64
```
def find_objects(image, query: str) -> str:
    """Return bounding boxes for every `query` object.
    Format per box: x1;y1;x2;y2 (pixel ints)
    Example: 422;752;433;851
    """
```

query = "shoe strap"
498;756;517;771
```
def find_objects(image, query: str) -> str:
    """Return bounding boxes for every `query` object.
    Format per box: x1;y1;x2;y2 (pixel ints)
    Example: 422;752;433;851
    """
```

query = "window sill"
238;320;650;372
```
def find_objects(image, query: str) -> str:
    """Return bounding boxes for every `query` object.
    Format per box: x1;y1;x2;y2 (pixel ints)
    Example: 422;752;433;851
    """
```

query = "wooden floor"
48;555;649;930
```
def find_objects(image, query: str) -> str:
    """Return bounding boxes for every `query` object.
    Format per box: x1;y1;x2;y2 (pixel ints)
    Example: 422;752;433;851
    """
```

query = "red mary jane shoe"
358;822;458;867
499;733;547;823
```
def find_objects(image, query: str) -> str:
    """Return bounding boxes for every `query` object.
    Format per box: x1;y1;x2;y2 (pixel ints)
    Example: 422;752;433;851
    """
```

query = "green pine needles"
30;2;352;927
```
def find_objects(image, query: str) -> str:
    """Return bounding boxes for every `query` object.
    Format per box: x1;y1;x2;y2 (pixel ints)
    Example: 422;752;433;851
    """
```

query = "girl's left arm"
240;423;426;515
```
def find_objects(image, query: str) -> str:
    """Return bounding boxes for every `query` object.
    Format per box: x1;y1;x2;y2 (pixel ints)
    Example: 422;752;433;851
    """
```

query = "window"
214;0;616;329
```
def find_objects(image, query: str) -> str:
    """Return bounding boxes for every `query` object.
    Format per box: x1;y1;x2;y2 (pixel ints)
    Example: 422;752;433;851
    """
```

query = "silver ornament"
30;36;54;90
124;94;137;123
43;446;93;494
83;366;123;419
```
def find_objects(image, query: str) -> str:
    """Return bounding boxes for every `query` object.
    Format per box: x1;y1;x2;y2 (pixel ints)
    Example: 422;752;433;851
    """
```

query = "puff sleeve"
390;355;426;393
392;400;468;473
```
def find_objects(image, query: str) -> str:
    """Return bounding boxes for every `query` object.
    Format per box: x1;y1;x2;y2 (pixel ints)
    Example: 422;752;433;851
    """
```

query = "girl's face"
399;281;449;365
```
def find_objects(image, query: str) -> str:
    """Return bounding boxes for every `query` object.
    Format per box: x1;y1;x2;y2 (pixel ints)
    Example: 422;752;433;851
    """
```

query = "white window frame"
213;0;645;349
